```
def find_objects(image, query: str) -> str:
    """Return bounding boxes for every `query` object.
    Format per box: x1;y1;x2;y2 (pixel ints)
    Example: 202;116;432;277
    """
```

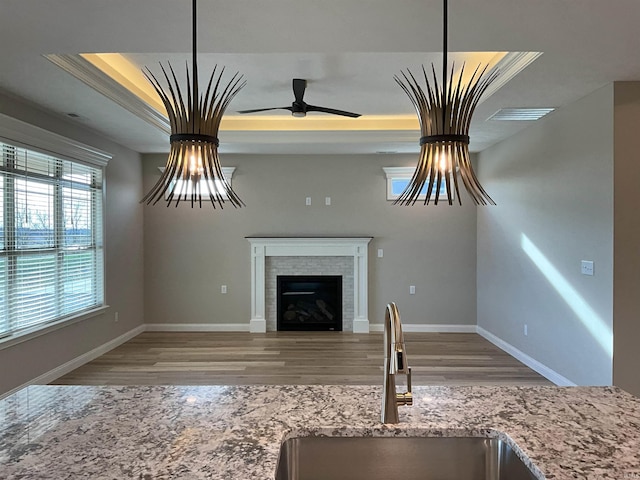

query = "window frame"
383;166;455;202
0;113;111;346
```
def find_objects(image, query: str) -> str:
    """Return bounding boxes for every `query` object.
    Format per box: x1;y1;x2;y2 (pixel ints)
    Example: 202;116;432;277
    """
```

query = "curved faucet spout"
382;302;413;424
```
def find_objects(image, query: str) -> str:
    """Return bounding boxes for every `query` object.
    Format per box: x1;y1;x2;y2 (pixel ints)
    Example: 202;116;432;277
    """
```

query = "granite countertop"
1;384;640;479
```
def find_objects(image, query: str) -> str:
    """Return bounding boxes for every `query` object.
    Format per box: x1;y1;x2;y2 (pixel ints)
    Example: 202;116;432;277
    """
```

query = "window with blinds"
0;142;104;339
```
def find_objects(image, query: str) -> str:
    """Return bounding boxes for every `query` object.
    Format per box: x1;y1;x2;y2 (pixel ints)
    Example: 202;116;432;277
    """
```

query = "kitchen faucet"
381;302;413;423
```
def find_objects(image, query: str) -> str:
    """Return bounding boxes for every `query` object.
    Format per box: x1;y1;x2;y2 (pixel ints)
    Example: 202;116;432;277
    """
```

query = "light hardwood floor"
52;332;552;386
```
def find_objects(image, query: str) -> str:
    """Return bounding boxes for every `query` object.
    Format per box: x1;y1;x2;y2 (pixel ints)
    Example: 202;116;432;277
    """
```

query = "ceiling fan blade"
306;105;361;118
237;107;292;114
293;79;307;103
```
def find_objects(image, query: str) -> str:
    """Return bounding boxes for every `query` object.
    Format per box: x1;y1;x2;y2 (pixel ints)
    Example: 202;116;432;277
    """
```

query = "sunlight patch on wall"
520;234;613;359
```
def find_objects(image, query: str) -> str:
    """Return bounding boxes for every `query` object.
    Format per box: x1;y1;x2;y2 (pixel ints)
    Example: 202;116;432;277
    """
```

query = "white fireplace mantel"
247;237;372;333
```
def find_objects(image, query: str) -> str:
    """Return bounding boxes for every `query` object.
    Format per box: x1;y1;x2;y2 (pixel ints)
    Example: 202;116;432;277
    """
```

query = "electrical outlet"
524;324;528;336
409;285;416;295
221;285;227;294
581;260;594;276
325;197;331;206
377;249;383;258
305;197;312;206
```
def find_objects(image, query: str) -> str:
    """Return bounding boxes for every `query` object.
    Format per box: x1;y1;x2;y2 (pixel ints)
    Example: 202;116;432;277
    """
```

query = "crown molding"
0;112;112;166
45;54;170;135
43;51;541;148
482;51;543;101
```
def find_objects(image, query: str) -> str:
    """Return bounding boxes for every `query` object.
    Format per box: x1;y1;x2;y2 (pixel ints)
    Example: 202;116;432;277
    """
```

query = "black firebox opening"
277;275;343;331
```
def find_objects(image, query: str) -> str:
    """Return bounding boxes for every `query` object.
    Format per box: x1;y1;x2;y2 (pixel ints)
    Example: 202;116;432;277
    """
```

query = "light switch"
221;285;228;294
325;197;331;206
409;285;416;295
377;249;383;258
305;197;312;206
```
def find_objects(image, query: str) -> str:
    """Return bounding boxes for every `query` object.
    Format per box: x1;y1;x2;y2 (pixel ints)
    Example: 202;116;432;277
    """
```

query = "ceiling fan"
238;78;361;118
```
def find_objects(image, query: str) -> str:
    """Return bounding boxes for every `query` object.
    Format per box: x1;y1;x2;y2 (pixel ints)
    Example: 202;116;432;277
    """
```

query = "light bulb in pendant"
435;148;449;173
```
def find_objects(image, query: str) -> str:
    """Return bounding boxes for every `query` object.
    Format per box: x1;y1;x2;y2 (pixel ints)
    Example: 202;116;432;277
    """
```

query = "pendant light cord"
192;0;198;131
442;0;448;133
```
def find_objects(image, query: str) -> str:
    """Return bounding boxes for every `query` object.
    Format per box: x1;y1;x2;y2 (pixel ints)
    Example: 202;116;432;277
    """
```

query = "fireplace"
247;237;372;333
277;275;342;331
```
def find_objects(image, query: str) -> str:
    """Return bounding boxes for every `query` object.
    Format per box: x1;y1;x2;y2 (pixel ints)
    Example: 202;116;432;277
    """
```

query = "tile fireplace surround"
247;237;372;333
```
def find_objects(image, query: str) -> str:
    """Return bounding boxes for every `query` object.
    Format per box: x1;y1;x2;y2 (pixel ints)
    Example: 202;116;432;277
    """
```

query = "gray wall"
0;92;144;396
613;82;640;396
477;85;614;386
143;153;478;329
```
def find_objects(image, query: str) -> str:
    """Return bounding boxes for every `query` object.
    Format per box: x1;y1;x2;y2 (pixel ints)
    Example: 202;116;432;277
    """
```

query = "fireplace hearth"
277;275;342;331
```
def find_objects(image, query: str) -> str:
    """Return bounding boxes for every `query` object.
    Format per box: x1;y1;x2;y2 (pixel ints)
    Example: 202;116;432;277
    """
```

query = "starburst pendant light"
141;0;246;208
394;0;497;205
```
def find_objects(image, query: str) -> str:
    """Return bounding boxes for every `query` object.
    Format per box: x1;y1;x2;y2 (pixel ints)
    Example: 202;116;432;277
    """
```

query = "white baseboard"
476;326;576;386
249;319;266;333
146;323;251;332
369;324;477;333
0;324;146;400
353;318;370;333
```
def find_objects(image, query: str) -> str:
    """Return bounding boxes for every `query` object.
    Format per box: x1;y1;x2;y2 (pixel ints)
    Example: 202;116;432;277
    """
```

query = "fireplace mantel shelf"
246;236;374;239
247;237;372;334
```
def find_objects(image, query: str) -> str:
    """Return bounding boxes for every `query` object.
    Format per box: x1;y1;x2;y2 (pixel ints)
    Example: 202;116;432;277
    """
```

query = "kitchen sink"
275;436;539;480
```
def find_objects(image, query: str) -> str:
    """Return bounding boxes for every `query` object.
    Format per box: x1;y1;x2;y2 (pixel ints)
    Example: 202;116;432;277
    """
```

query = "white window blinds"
0;142;104;338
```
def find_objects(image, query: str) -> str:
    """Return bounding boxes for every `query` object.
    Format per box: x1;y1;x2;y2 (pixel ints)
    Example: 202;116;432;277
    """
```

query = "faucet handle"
395;367;413;406
396;392;413;406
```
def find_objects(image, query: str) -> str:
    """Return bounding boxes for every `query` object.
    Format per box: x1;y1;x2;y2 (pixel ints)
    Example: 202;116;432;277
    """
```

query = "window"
159;166;236;200
383;167;454;202
0;142;105;339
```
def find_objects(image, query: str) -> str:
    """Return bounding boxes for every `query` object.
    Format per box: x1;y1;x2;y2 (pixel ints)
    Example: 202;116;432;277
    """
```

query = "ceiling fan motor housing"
291;102;306;117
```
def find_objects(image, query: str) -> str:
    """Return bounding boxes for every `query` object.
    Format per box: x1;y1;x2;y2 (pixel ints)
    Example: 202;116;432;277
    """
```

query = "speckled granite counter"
1;385;639;479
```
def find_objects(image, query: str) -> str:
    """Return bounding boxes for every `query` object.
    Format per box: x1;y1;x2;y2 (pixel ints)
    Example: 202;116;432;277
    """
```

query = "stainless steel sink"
275;436;539;480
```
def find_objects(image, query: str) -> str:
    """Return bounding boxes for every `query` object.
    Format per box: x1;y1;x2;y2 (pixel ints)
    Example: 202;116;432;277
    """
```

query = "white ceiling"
1;0;640;155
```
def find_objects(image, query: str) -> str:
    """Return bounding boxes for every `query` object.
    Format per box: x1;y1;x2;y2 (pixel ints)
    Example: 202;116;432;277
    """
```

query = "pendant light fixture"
395;0;497;205
141;0;246;208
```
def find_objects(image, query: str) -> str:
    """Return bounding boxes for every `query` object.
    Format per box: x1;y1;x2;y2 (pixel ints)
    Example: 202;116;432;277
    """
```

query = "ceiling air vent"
488;108;555;121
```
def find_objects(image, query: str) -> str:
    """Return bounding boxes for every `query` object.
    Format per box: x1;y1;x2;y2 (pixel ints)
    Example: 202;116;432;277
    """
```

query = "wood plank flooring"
52;332;552;386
